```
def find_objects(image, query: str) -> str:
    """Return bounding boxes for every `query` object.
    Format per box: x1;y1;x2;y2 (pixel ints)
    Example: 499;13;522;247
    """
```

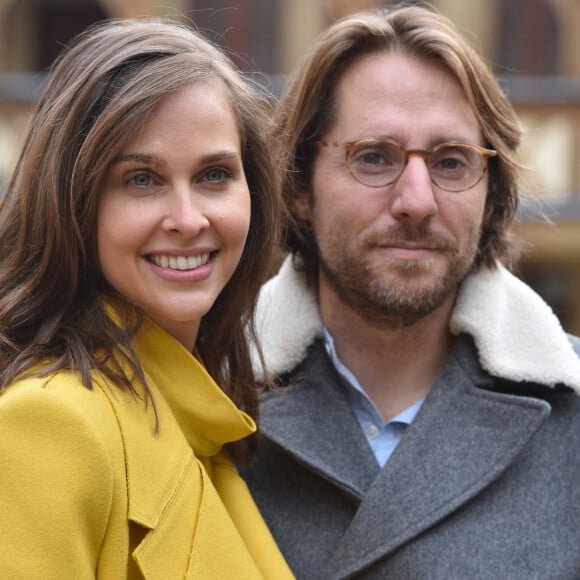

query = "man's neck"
321;294;455;422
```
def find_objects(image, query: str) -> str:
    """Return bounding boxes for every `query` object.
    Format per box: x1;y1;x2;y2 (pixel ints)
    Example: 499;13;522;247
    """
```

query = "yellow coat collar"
102;315;256;532
134;316;256;455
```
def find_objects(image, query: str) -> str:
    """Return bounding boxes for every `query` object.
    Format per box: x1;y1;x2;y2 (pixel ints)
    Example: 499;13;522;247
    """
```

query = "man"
242;5;580;580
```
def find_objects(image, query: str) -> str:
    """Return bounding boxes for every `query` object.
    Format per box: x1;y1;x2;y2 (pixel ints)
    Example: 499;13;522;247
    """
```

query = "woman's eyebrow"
112;150;241;166
198;150;242;164
112;153;165;166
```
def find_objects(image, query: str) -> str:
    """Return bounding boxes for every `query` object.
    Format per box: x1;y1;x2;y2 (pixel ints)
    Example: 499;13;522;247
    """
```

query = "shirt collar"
322;326;423;427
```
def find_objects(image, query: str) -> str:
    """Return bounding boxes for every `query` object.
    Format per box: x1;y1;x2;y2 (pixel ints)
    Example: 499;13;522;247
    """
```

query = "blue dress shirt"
323;328;424;467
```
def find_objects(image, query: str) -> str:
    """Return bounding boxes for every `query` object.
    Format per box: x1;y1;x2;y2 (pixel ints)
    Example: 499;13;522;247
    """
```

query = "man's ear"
291;190;312;222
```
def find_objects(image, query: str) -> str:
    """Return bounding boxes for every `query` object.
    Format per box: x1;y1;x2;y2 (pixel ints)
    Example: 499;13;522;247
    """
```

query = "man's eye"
438;158;463;170
431;146;474;172
351;144;400;168
359;151;384;165
351;148;385;165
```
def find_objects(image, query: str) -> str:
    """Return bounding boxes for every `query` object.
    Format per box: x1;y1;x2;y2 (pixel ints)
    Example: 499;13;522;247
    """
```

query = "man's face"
301;51;489;328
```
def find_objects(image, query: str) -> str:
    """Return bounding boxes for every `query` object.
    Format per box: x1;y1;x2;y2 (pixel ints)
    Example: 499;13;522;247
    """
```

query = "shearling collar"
252;255;580;393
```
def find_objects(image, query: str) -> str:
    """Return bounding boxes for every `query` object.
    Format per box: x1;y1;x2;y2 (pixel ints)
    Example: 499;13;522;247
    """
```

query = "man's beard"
317;221;480;329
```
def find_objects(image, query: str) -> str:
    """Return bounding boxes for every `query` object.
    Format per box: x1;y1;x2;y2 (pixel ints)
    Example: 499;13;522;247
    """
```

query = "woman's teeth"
150;253;210;271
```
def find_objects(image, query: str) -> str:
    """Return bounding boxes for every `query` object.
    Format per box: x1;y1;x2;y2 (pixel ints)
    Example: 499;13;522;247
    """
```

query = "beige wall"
97;0;188;18
552;0;580;75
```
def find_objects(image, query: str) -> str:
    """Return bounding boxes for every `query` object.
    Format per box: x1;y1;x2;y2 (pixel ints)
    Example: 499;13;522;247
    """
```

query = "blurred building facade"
1;0;580;331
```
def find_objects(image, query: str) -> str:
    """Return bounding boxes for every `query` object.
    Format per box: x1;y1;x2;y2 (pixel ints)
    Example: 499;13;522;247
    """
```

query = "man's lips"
378;244;439;259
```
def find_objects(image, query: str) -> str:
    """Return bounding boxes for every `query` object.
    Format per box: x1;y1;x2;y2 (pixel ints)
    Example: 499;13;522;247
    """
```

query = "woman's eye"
127;172;154;187
203;167;232;183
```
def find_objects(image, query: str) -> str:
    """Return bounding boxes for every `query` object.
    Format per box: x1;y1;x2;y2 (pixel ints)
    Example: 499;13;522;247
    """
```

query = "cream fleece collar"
252;256;580;393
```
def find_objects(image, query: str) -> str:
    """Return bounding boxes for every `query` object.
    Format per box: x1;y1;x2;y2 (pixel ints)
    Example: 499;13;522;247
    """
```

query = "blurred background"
1;0;580;333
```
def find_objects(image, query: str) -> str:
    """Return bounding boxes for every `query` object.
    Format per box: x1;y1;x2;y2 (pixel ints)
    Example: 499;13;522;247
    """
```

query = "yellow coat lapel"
106;317;292;579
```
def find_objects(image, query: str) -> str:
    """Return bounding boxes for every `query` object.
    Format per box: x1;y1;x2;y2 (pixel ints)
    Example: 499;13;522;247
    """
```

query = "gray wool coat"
241;257;580;580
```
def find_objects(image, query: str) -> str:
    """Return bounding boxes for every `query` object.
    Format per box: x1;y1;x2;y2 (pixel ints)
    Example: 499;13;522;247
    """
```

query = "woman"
0;19;293;579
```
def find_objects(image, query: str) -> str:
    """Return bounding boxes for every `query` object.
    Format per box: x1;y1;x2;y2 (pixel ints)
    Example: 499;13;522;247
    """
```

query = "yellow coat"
0;317;294;579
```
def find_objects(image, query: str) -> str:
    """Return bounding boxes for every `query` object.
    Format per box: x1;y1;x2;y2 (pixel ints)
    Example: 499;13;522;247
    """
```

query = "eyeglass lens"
347;140;486;191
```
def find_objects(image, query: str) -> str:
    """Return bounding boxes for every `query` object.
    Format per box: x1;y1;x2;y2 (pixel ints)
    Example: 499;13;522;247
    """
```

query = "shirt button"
366;424;380;439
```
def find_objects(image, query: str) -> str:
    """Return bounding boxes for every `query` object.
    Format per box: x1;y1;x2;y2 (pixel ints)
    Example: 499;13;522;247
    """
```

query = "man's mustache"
366;223;456;252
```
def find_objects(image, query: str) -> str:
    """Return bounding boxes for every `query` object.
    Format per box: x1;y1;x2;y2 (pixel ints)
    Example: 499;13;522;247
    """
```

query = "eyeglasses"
314;137;497;192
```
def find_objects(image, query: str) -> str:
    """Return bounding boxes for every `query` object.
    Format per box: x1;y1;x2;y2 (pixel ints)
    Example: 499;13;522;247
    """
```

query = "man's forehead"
329;51;482;145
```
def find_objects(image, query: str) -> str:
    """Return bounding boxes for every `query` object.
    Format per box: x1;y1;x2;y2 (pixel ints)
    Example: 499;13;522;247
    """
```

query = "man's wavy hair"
0;19;280;428
273;5;526;285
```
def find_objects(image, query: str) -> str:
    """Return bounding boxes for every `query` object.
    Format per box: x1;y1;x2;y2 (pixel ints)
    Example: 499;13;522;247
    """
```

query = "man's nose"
389;155;438;223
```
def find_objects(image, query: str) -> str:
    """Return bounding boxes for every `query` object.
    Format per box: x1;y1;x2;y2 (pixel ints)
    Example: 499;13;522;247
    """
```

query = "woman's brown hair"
0;19;280;424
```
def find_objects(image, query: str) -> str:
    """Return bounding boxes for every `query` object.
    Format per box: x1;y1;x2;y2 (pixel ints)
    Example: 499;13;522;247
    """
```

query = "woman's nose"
162;185;210;236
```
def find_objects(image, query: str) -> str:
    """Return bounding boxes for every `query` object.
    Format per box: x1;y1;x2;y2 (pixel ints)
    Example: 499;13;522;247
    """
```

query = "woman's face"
97;81;251;351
